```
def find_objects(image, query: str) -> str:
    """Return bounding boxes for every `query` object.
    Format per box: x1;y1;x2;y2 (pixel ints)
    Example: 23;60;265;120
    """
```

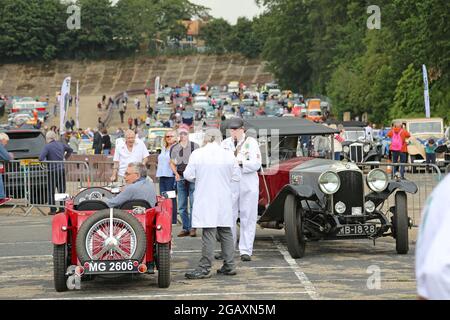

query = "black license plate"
84;260;139;274
338;224;377;236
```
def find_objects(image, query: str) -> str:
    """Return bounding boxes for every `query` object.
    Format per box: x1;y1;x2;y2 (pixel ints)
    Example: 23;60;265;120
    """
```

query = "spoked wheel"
156;243;171;288
393;191;409;254
284;194;306;259
76;209;147;263
53;244;69;292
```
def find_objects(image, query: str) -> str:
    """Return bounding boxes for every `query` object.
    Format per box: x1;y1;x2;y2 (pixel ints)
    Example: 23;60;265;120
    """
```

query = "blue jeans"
334;152;341;161
392;151;407;178
159;176;177;224
177;178;195;232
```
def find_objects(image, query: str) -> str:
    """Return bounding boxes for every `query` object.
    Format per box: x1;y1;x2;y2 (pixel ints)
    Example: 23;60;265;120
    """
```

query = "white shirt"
222;134;261;175
113;139;149;177
365;126;374;142
184;143;240;228
416;174;450;299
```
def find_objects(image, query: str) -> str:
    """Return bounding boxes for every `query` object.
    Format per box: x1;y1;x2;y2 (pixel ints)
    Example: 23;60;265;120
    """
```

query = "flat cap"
227;117;244;129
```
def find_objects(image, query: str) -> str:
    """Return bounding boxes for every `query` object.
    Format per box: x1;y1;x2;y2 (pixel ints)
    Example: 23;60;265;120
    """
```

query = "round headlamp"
364;200;376;213
343;146;350;153
363;144;371;153
335;201;346;214
318;171;341;195
367;169;388;192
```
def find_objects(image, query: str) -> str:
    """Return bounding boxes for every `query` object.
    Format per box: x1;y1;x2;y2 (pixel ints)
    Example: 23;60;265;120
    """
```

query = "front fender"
258;184;318;224
387;179;418;194
52;213;68;245
365;179;418;206
155;198;172;244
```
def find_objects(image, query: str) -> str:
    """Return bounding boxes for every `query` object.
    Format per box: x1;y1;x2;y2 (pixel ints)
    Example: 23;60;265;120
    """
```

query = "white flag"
422;65;430;118
59;76;71;134
75;81;80;129
155;76;160;100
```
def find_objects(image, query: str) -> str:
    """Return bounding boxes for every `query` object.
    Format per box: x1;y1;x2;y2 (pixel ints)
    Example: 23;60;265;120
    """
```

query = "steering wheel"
73;187;115;206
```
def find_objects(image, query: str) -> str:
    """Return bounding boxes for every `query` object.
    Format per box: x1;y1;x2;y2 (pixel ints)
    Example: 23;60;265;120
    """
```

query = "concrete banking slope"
0;54;273;128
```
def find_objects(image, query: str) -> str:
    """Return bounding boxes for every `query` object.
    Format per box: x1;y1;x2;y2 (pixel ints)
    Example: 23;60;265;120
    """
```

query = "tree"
200;18;232;54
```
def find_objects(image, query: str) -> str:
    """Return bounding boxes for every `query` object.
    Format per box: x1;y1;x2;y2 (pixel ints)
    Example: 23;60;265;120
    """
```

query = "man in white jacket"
183;128;241;279
416;174;450;299
221;117;262;262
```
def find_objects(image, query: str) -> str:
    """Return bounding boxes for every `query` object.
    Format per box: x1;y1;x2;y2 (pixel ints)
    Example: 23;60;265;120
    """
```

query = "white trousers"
231;172;259;256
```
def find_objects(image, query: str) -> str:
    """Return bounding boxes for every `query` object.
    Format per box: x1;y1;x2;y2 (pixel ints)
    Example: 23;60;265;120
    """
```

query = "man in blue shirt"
39;131;73;215
106;162;157;208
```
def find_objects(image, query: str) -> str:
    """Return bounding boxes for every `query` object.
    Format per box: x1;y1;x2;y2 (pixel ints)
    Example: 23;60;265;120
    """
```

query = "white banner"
422;65;430;118
155;76;160;100
59;76;71;134
75;81;80;129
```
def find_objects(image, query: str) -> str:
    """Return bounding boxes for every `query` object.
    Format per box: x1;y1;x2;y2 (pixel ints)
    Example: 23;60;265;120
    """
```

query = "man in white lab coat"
183;128;241;279
220;117;262;262
416;174;450;299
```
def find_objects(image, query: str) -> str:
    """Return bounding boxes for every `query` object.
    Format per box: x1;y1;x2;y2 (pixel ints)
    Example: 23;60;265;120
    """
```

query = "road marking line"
0;255;52;260
272;238;320;300
172;249;280;253
33;290;309;300
0;241;51;246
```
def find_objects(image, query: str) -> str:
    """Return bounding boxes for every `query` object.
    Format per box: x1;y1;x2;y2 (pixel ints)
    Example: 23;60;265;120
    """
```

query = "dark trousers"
159;176;177;224
47;168;66;213
426;153;436;164
392;151;407;178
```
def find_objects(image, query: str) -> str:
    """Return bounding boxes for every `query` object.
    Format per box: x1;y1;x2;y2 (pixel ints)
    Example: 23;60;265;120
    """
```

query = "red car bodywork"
51;196;172;266
259;157;314;209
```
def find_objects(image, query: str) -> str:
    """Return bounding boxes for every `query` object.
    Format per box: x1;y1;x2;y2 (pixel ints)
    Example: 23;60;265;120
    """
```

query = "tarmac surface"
0;209;418;300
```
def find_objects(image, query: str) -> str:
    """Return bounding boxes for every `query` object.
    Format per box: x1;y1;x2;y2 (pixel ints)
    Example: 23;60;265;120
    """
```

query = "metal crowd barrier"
0;160;90;216
356;162;443;227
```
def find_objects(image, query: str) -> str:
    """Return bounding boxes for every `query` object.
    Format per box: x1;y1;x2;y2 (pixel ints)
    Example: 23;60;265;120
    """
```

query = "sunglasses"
166;135;174;138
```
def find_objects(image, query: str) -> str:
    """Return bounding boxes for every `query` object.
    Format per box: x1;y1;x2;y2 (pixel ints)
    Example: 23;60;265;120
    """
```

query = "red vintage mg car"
242;118;417;259
51;187;173;292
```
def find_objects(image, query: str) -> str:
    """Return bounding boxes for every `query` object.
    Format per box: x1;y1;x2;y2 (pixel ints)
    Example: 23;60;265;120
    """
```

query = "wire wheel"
86;218;137;260
76;209;147;264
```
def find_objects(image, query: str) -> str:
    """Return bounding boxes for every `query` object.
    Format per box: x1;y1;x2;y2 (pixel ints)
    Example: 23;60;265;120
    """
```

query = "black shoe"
185;269;211;280
217;268;237;276
240;254;251;262
214;253;223;260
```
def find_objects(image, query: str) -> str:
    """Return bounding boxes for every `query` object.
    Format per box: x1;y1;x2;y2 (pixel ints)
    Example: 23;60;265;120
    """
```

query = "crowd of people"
106;116;262;279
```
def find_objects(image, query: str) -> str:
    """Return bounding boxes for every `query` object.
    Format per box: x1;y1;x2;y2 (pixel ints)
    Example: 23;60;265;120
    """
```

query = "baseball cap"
227;117;244;129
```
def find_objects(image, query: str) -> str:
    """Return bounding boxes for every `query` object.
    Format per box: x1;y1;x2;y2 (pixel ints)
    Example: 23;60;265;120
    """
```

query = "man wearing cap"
170;125;199;237
220;117;262;261
39;131;73;215
183;128;241;279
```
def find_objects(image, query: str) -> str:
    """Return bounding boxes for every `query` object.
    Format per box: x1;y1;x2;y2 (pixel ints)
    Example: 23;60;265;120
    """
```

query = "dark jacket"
93;132;103;154
102;134;111;150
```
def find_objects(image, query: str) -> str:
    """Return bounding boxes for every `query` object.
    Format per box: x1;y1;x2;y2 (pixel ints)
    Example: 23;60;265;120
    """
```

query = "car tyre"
284;194;306;259
156;243;171;288
53;244;69;292
393;191;409;254
76;209;147;263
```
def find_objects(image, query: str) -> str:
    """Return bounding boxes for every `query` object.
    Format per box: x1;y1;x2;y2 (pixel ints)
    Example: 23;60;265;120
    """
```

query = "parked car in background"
341;126;382;163
0;129;48;204
146;128;172;154
392;117;447;168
